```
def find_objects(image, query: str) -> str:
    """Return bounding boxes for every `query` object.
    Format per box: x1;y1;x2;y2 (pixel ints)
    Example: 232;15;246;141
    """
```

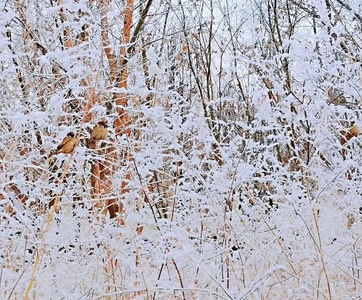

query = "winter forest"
0;0;361;299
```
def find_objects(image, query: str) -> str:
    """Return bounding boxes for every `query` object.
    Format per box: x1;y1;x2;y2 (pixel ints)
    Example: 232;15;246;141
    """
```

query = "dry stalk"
24;151;76;300
172;259;186;300
312;207;332;299
24;54;103;300
260;214;298;277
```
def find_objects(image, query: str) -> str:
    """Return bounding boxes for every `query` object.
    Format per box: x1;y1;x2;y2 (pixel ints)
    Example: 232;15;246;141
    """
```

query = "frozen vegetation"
0;0;361;299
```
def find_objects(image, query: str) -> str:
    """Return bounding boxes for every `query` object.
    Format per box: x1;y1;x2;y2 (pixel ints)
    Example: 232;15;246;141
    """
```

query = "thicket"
1;0;361;299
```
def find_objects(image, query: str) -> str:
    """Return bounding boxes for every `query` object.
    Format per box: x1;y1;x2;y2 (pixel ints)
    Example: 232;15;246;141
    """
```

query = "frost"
1;0;362;299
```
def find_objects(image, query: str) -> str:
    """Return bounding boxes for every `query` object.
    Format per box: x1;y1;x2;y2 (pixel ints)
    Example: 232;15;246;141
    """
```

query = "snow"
1;0;362;299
